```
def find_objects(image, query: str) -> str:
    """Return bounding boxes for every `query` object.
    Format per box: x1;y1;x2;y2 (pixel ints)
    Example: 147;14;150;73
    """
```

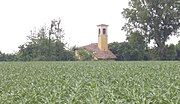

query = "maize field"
0;61;179;103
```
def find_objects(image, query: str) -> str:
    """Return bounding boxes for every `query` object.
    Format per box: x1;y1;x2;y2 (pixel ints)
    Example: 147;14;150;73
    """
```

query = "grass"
0;61;179;103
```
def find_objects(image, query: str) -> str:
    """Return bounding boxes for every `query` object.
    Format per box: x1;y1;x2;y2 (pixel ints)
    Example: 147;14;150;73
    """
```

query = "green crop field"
0;61;179;103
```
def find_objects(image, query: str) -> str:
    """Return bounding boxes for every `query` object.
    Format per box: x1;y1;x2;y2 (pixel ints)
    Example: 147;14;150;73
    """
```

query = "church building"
76;24;116;60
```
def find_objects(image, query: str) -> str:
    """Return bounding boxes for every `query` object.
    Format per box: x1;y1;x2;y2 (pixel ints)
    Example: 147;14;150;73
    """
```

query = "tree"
109;32;149;61
62;50;77;61
148;47;159;60
109;42;122;60
0;51;17;61
17;44;34;61
127;31;147;60
48;18;65;60
17;26;50;61
109;42;132;61
0;51;5;61
122;0;180;60
176;40;180;60
164;44;176;60
17;18;75;61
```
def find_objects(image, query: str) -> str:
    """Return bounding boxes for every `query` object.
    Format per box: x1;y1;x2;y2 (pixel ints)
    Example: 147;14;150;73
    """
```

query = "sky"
0;0;179;53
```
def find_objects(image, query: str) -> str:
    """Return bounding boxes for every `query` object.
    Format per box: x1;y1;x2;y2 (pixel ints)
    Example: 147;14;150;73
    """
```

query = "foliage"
109;42;131;61
122;0;180;59
109;39;180;61
61;50;77;61
0;51;17;61
0;61;179;103
17;18;75;61
149;44;177;60
109;39;148;61
148;47;160;60
76;48;93;61
127;31;148;60
108;42;122;60
175;41;180;60
164;44;177;60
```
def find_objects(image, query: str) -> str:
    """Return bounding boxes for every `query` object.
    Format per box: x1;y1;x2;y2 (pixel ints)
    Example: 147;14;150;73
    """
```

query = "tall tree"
48;18;65;60
122;0;180;59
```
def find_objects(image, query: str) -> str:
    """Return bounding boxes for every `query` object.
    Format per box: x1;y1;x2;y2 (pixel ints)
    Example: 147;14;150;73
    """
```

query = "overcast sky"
0;0;179;53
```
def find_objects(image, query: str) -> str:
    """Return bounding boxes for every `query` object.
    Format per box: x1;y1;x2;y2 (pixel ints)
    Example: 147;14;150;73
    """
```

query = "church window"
99;29;101;34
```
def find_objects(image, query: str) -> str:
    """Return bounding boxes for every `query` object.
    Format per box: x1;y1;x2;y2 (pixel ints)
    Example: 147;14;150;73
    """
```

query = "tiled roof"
82;43;116;59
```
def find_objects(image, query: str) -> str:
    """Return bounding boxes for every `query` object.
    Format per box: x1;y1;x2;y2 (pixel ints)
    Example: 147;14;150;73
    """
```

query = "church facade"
76;24;116;60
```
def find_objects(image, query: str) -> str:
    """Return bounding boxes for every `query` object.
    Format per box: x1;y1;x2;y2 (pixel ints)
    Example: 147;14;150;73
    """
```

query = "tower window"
103;28;106;34
99;29;101;34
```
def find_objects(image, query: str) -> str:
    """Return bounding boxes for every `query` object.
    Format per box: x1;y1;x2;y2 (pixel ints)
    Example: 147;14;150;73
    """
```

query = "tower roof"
97;24;109;27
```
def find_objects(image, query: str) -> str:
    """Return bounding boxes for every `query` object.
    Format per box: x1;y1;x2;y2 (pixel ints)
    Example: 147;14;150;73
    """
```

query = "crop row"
0;61;179;103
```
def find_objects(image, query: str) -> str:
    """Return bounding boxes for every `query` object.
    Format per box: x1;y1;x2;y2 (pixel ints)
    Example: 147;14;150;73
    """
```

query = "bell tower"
97;24;108;51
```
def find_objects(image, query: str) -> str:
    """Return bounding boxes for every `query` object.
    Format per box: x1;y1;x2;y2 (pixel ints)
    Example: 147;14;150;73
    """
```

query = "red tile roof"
82;43;116;59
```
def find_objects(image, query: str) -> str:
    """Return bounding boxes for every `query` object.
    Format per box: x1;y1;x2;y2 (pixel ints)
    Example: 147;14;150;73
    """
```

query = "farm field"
0;61;179;103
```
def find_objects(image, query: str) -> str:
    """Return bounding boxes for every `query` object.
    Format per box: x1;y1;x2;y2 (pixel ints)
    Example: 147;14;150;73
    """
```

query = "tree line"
111;0;180;61
109;32;180;61
1;39;180;61
121;0;180;60
0;0;180;61
0;18;76;61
